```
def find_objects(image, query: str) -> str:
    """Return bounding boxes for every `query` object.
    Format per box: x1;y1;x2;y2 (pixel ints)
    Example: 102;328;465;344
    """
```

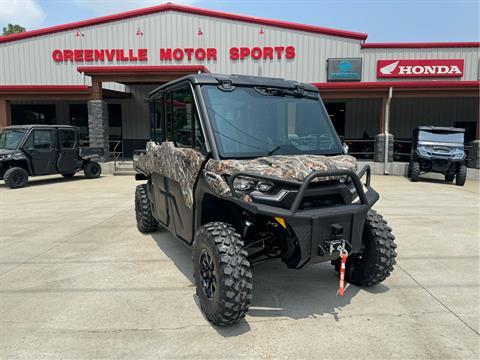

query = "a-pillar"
87;80;109;161
0;99;11;130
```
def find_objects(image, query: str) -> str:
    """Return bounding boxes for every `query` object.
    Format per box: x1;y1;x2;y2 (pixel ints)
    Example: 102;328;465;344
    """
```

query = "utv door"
23;129;58;175
148;96;170;227
160;84;207;243
57;129;79;173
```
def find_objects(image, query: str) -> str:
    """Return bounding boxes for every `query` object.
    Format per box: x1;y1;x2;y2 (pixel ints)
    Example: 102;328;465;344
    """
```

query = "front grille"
299;194;344;210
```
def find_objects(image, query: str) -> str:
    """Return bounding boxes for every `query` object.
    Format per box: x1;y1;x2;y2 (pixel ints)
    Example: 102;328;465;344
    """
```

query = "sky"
0;0;478;42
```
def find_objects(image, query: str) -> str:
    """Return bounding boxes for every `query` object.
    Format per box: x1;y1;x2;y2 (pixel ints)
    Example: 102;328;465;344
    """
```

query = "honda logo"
377;59;464;78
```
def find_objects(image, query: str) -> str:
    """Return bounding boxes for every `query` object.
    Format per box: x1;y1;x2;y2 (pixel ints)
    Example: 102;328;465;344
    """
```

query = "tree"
2;24;26;36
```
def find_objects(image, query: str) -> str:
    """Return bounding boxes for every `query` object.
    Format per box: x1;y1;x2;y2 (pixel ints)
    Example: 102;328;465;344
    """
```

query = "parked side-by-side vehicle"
0;125;102;188
133;74;397;326
408;126;467;186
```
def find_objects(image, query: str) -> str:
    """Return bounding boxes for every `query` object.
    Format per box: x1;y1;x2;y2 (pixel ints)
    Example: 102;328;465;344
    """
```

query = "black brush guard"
228;165;378;268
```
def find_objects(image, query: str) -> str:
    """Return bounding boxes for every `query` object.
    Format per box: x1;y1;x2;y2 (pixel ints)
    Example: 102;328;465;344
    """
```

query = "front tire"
445;173;455;182
193;222;253;326
346;210;397;286
455;164;467;186
3;167;29;189
410;161;420;182
84;161;101;179
135;184;159;233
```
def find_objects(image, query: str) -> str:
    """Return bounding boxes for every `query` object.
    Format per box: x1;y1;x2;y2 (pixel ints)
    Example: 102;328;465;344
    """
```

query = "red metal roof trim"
0;85;90;93
0;3;368;44
77;65;209;74
362;42;480;49
313;81;480;90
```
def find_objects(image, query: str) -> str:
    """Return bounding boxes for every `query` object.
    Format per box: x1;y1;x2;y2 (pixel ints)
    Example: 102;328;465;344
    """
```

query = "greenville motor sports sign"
377;59;464;78
51;46;296;63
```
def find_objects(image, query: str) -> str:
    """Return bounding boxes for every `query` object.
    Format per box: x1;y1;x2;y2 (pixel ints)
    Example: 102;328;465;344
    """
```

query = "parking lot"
0;174;478;359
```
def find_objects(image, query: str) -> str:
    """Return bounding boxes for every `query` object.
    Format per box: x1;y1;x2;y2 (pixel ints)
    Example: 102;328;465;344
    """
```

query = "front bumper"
230;166;378;268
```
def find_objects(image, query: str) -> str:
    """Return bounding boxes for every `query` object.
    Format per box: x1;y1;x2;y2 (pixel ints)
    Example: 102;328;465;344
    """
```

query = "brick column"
87;100;109;161
0;99;11;130
468;140;480;169
374;133;393;163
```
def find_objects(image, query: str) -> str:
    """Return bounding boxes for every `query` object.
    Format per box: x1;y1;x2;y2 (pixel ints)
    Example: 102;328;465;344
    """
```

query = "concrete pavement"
0;174;479;359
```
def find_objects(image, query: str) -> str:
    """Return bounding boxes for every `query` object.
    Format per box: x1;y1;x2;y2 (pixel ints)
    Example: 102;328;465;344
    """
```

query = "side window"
150;98;165;143
172;88;193;147
165;92;174;141
59;130;76;148
33;130;53;149
168;86;206;151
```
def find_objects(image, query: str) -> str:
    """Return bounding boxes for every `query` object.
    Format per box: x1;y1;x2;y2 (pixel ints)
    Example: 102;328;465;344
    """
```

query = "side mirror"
343;142;349;154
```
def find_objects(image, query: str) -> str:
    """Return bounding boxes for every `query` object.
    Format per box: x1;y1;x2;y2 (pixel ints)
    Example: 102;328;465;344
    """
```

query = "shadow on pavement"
0;175;100;189
151;231;390;336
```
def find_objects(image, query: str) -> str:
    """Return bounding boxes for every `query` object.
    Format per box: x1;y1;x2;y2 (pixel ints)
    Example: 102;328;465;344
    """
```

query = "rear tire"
84;161;101;179
193;222;253;326
455;164;467;186
346;210;397;286
135;184;159;233
410;161;420;182
3;167;29;189
62;172;76;178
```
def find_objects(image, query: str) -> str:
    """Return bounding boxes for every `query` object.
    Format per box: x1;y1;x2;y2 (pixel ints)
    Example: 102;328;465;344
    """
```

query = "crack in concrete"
396;263;480;336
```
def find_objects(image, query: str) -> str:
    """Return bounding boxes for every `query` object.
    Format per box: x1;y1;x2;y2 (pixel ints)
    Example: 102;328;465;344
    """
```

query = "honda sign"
377;59;464;78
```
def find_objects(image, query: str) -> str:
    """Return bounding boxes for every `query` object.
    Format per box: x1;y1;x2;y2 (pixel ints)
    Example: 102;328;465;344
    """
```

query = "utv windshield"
201;85;343;158
0;129;26;150
418;130;464;144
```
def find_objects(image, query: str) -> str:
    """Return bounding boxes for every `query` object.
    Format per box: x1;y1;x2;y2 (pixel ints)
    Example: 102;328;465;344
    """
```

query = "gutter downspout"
384;86;393;175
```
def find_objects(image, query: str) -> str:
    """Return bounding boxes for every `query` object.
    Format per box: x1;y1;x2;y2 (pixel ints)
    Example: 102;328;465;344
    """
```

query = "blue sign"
327;58;362;81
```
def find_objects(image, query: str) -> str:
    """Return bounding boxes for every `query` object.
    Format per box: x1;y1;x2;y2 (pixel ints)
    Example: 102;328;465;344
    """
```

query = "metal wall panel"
390;97;479;138
0;10;362;85
1;10;477;85
362;47;479;82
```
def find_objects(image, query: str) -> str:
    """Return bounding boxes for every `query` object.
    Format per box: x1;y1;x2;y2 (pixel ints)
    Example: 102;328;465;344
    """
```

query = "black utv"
409;126;467;186
134;74;397;326
0;125;102;189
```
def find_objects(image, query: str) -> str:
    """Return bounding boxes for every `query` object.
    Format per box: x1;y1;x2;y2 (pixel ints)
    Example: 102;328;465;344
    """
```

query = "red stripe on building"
313;81;480;90
362;42;480;49
77;65;209;74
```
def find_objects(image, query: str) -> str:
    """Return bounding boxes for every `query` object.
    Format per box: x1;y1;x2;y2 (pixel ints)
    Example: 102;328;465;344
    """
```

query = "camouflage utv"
134;74;397;326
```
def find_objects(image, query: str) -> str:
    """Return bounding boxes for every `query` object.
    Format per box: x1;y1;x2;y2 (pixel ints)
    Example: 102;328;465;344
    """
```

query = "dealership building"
0;3;479;170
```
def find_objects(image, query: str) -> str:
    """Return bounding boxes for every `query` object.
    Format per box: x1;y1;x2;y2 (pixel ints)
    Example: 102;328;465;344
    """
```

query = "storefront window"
11;104;56;125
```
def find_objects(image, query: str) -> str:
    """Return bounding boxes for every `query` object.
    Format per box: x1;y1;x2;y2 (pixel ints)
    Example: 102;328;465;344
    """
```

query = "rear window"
60;130;76;148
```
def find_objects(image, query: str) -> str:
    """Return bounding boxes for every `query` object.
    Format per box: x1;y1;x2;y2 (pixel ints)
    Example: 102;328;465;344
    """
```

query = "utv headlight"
233;176;255;191
232;176;274;193
0;153;13;160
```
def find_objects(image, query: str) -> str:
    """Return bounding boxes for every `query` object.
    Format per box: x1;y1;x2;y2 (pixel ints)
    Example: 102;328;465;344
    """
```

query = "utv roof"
148;73;319;98
5;124;78;130
415;126;465;133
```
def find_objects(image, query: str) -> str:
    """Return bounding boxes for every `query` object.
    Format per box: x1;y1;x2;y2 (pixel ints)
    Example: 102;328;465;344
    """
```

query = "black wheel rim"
199;250;216;299
12;171;25;185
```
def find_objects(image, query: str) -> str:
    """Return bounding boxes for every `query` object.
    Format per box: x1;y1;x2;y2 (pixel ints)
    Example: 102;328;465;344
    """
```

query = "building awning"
314;81;480;99
77;65;209;84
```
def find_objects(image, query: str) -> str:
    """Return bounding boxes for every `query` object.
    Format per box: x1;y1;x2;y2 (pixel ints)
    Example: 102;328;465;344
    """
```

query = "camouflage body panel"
134;141;206;208
204;154;357;201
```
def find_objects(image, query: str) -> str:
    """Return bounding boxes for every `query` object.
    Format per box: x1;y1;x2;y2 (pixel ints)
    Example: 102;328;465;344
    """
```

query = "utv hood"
205;154;357;182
